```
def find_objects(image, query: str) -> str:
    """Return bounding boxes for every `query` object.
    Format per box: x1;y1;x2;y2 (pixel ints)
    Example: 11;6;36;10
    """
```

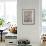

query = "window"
0;0;17;26
42;0;46;33
5;1;17;25
42;0;46;21
0;1;4;17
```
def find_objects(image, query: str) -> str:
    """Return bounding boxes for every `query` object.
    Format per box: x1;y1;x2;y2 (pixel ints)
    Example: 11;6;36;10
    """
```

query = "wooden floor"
0;41;5;46
0;41;45;46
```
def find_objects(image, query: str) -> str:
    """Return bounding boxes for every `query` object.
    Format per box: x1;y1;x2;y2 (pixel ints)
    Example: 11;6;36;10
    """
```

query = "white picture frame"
22;9;35;25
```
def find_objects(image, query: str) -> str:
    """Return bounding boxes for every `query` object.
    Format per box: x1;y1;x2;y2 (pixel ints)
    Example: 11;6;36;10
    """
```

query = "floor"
0;41;5;46
0;41;45;46
0;42;41;46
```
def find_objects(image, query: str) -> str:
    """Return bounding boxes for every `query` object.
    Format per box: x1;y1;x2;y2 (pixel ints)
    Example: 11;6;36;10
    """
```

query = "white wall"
17;0;42;46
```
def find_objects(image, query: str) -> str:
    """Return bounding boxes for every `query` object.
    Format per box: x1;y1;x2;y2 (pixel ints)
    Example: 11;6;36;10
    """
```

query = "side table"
0;30;3;42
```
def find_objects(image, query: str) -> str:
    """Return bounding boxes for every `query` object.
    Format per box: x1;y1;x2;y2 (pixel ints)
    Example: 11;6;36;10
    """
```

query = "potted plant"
0;18;5;27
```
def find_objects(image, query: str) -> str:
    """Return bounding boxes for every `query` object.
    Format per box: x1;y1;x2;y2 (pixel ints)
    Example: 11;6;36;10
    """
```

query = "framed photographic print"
22;9;35;25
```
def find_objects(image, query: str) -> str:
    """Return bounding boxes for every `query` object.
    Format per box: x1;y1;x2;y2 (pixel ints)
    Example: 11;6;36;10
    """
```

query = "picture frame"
22;9;35;25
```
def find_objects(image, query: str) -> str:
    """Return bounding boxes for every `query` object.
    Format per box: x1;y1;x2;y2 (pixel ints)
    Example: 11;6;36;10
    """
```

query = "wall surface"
17;0;42;46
